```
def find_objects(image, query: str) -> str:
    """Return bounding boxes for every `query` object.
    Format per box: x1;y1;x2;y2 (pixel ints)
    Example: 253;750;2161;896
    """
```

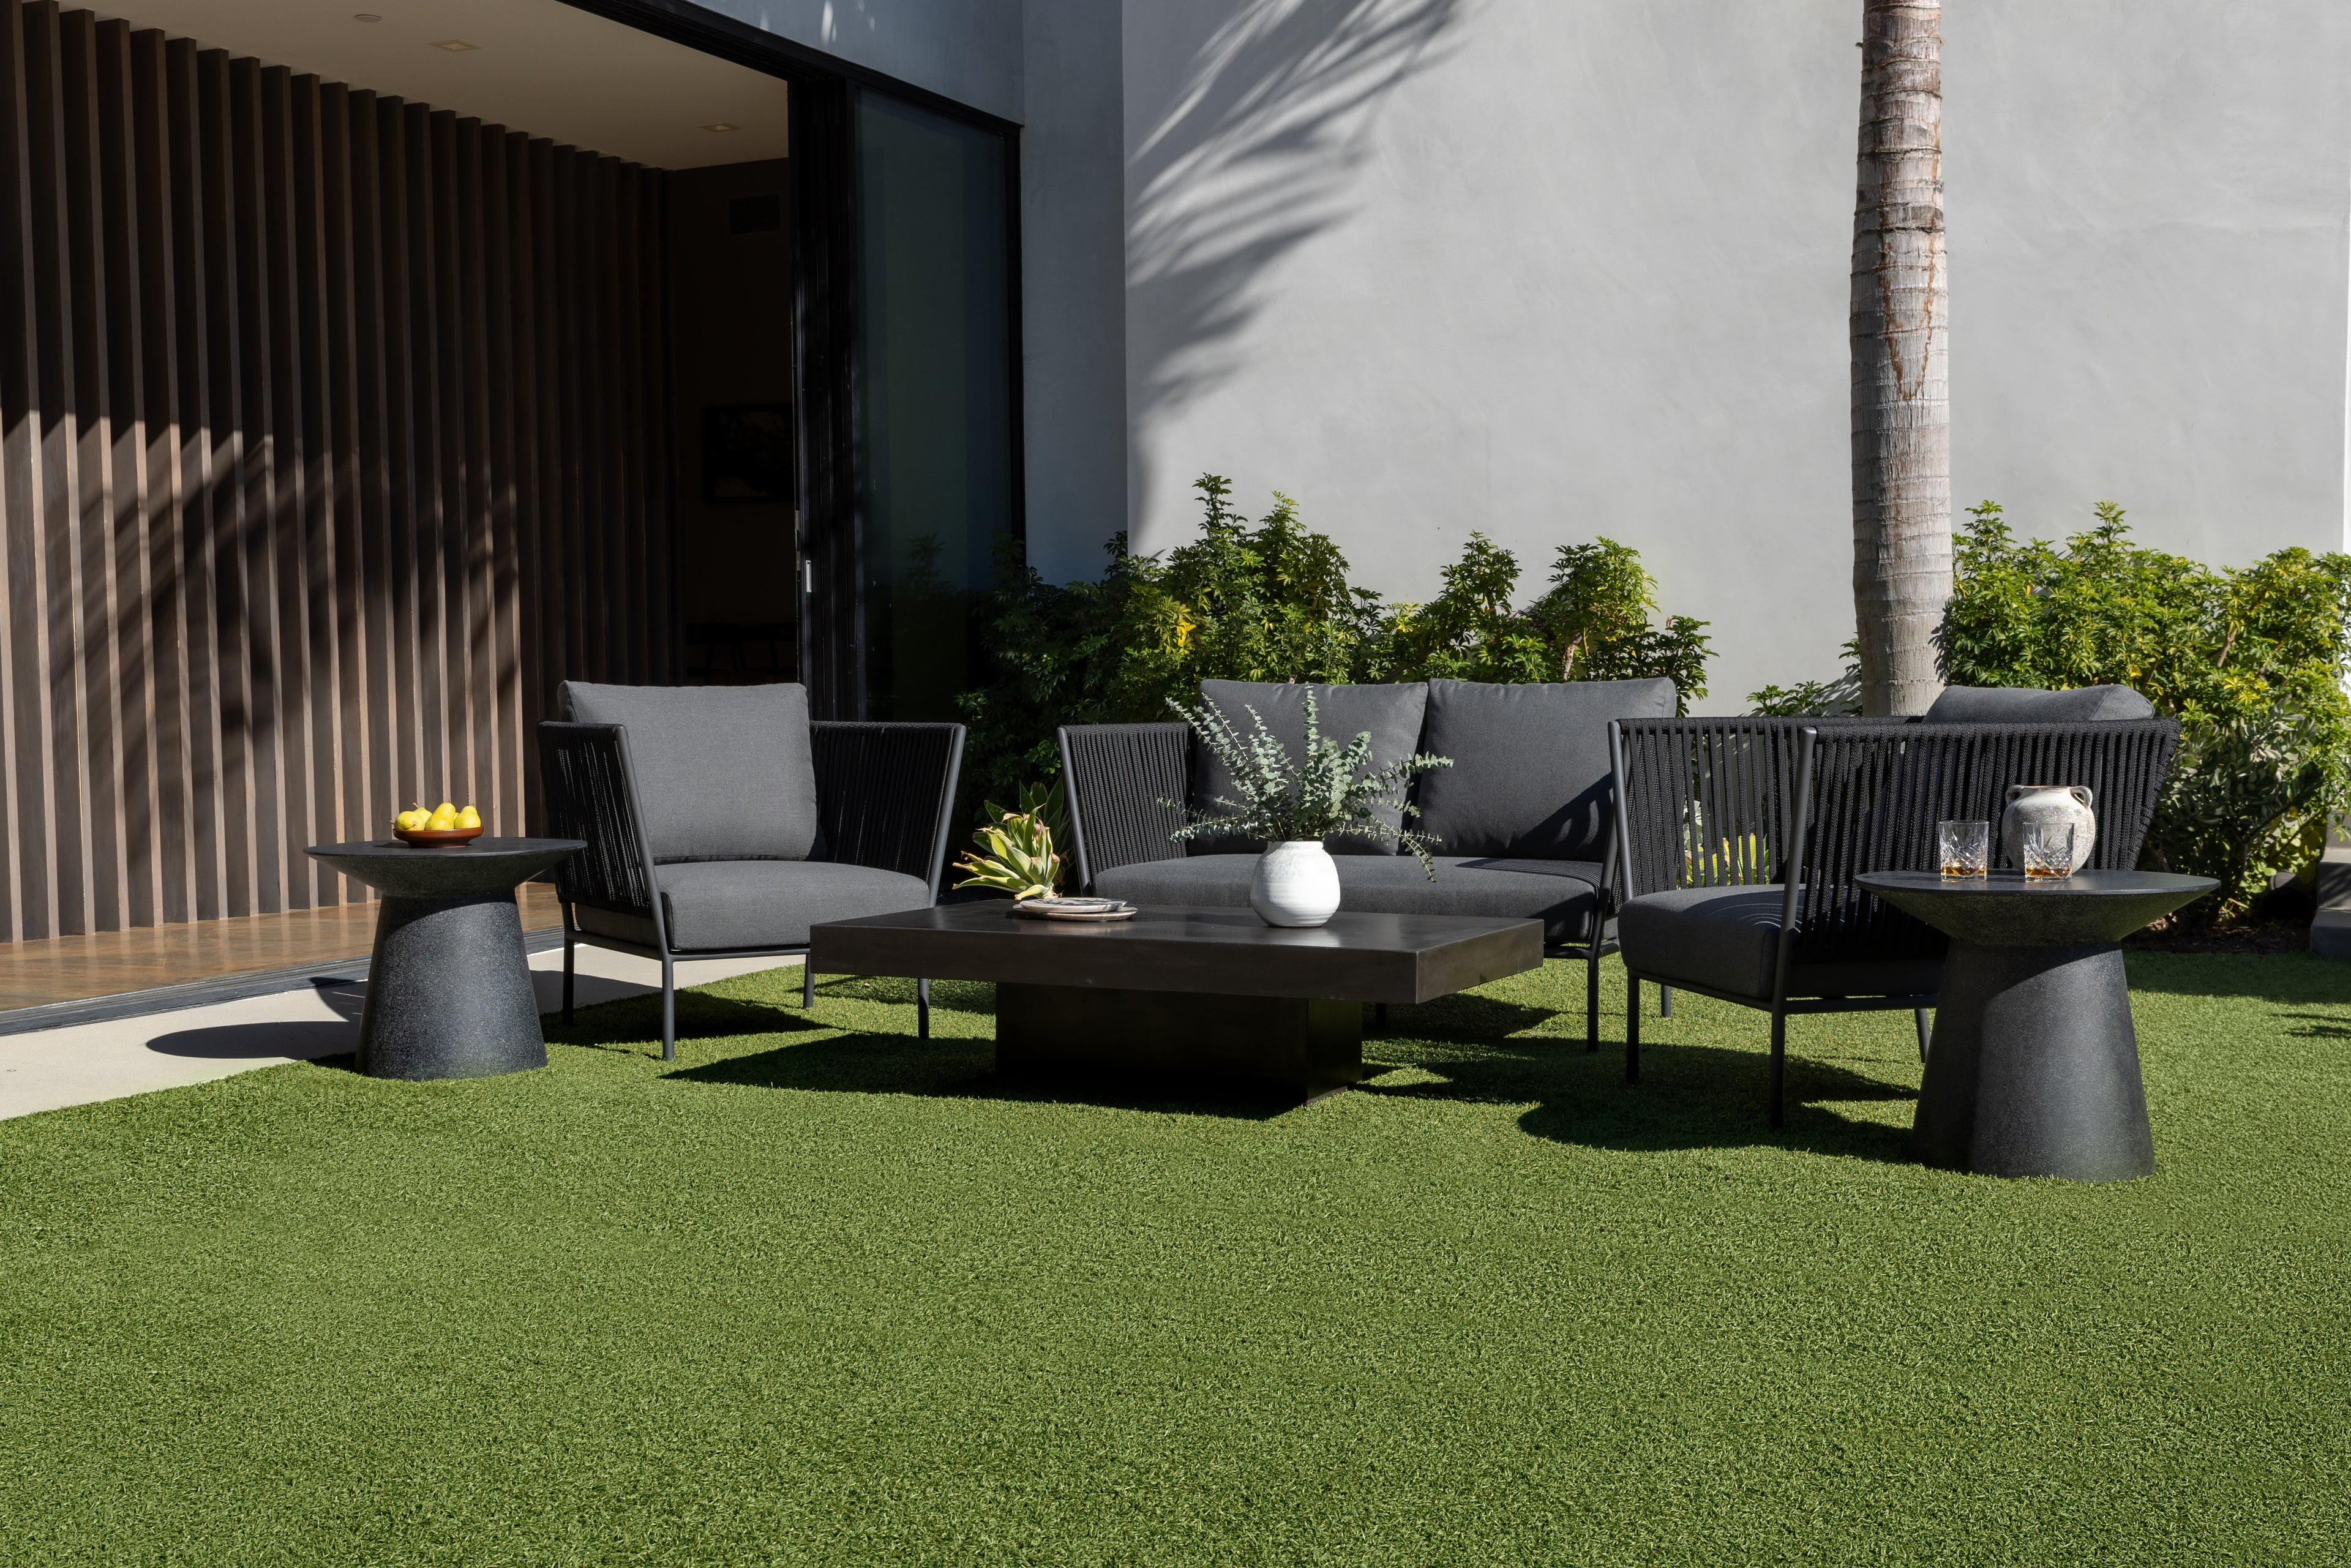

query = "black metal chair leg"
1660;985;1673;1018
561;934;575;1024
661;955;676;1062
918;977;931;1040
1914;1007;1933;1061
803;959;816;1009
1769;1008;1787;1129
1626;977;1641;1082
1585;953;1600;1052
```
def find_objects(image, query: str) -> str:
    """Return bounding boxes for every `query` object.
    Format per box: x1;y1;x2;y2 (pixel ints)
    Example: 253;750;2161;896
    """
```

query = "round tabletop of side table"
306;837;585;1081
1858;868;2218;1182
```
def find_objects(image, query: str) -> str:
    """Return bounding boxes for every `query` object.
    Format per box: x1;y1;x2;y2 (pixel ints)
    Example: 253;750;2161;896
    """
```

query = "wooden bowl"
392;824;485;847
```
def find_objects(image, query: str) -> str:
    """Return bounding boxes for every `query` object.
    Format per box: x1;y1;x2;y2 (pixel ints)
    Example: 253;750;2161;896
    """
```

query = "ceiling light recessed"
429;39;479;52
353;12;382;20
702;122;741;132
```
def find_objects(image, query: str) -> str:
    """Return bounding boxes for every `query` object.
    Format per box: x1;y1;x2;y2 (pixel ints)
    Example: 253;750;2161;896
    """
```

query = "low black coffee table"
1858;869;2216;1181
808;904;1545;1098
306;837;584;1081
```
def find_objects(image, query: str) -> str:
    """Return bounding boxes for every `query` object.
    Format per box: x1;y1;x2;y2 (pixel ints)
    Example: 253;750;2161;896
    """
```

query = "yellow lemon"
457;805;481;830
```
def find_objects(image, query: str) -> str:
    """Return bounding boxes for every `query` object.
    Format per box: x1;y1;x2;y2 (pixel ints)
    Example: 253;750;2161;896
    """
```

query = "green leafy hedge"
1938;501;2351;917
954;475;1714;815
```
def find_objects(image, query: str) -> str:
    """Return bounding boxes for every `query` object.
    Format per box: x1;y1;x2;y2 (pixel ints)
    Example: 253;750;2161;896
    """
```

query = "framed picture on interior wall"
701;404;793;504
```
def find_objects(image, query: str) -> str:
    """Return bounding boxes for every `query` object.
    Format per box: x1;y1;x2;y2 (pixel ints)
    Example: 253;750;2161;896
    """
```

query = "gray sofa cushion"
1092;853;1605;946
1414;677;1678;858
561;681;822;863
1923;684;2155;722
574;860;929;952
1616;884;1943;1000
1189;680;1430;856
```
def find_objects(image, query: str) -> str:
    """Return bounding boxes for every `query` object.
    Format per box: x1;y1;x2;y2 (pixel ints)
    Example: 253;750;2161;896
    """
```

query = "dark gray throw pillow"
561;681;823;863
1414;678;1679;858
1923;684;2156;722
1188;680;1430;855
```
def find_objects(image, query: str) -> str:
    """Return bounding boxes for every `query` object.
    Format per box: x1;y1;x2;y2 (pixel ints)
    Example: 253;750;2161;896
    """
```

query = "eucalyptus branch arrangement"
1164;692;1452;876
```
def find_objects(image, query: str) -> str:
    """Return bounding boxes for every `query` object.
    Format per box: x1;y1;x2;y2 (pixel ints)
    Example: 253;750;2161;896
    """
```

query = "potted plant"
1166;692;1450;927
951;780;1067;900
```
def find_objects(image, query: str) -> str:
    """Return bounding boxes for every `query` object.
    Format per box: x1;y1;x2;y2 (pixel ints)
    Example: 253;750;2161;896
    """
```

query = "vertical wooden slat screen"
0;1;675;940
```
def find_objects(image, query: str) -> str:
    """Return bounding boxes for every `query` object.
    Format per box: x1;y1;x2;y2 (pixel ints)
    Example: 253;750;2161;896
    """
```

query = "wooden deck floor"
0;885;564;1011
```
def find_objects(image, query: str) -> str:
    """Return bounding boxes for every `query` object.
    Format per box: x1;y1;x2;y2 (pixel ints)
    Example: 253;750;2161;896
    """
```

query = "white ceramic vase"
1251;840;1341;928
2001;783;2096;873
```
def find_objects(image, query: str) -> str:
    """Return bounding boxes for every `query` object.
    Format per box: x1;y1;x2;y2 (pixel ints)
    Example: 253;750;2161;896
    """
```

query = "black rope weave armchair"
1607;716;2179;1127
538;684;963;1060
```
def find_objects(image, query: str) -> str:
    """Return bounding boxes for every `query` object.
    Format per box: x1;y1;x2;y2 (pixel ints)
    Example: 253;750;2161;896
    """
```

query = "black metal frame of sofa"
538;719;965;1059
1056;721;1627;1049
1607;716;2180;1127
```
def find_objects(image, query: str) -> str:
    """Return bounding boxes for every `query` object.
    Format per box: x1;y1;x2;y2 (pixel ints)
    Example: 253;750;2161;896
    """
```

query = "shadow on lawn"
563;977;1914;1144
2123;951;2351;1002
1360;1039;1917;1163
667;1033;1297;1121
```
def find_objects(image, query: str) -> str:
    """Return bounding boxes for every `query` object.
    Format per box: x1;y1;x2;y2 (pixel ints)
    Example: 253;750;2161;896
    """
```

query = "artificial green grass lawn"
2;956;2347;1566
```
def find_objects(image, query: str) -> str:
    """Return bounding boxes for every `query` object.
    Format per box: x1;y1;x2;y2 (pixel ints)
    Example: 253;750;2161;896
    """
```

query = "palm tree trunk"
1851;0;1951;715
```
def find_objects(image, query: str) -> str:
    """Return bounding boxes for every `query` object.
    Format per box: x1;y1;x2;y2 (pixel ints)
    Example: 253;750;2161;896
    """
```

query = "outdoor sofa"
1609;685;2179;1125
1059;677;1679;1049
538;682;964;1059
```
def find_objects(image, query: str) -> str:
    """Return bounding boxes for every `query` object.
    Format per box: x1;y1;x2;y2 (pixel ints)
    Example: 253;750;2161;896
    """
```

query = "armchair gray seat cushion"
1092;853;1606;945
1924;684;2154;722
1617;884;1943;1000
1191;679;1430;855
574;860;931;953
1415;677;1678;857
561;680;823;862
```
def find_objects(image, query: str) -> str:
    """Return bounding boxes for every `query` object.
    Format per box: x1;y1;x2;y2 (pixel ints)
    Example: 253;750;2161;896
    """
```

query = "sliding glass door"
850;89;1017;722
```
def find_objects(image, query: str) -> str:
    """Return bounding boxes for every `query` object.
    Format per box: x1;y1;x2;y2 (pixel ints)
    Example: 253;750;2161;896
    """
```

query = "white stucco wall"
1101;0;2351;703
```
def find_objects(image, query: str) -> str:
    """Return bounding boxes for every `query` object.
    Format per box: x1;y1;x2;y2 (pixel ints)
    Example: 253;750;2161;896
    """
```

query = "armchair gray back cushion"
1924;684;2155;722
1414;678;1678;858
560;681;823;863
1191;680;1430;854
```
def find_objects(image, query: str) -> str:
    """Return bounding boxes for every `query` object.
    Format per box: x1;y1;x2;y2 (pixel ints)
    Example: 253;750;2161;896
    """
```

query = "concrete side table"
306;837;585;1081
1858;869;2216;1182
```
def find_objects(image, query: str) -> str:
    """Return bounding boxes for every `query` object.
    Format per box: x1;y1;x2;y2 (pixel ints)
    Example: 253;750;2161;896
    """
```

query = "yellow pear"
457;805;481;830
427;801;459;830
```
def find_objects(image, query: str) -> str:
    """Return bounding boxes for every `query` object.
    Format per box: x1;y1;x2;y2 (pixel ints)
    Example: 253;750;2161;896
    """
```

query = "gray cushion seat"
574;860;930;952
1092;854;1608;946
1616;884;1942;1000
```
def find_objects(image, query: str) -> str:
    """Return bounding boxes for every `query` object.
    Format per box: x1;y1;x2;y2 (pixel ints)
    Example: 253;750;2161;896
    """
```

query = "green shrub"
955;476;1712;816
1939;500;2351;917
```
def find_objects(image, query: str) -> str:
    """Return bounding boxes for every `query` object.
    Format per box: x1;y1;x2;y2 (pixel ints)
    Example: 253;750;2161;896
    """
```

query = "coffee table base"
358;893;549;1081
1910;939;2154;1182
996;982;1363;1099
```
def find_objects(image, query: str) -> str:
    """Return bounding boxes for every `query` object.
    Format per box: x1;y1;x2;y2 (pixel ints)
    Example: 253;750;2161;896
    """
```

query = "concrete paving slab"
0;946;801;1123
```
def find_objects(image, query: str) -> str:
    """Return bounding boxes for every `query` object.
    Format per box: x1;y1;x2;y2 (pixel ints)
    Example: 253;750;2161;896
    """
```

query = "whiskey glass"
1937;820;1989;878
2022;820;2077;879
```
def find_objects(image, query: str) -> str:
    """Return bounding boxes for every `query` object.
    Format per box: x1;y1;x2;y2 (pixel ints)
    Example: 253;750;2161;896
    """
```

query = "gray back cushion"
1924;684;2156;722
1414;678;1679;858
560;681;823;863
1190;680;1430;855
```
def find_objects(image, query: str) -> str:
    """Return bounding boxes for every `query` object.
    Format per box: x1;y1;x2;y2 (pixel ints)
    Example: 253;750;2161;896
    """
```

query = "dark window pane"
853;91;1014;722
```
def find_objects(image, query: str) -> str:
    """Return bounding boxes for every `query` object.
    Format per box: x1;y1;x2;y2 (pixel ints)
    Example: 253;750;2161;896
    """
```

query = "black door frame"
556;0;1024;718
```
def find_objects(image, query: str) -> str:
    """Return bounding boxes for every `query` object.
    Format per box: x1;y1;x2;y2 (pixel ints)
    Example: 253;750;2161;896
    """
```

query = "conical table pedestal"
306;838;585;1081
1858;869;2217;1182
